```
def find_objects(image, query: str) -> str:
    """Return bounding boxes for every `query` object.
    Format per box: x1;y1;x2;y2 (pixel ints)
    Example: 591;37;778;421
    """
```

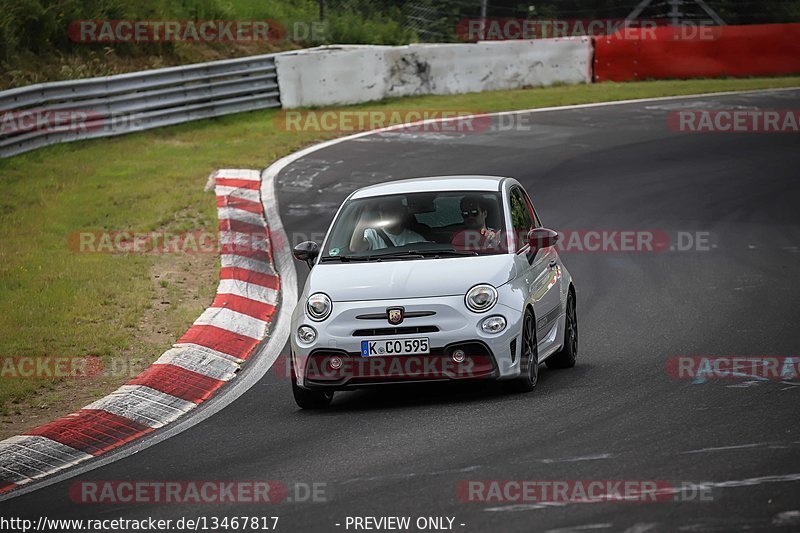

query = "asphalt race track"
3;90;800;532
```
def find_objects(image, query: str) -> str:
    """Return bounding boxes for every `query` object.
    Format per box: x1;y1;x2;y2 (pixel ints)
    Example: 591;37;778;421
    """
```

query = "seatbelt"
375;228;394;248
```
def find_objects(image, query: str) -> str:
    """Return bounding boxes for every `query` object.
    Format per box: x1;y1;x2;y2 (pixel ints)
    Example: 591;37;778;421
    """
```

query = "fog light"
297;325;317;344
481;316;507;334
452;350;466;363
329;356;343;370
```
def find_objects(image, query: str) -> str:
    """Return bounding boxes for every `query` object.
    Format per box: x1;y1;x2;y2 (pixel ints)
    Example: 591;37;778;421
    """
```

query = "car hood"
307;255;516;302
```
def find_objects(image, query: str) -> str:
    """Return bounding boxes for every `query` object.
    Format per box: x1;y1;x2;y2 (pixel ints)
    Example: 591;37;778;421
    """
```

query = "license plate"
361;338;430;357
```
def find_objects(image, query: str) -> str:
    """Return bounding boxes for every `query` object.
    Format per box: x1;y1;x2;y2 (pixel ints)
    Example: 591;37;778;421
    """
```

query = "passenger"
349;198;426;252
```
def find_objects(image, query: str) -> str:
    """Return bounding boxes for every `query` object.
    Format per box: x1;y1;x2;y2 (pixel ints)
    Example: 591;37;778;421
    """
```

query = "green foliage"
0;0;169;60
0;0;418;64
326;9;413;45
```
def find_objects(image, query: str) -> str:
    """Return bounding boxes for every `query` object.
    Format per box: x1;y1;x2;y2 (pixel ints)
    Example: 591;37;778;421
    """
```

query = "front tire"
546;289;577;369
291;354;333;409
508;309;539;393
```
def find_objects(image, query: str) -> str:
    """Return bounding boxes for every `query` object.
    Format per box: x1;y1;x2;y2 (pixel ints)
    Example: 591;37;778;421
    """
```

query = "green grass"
0;76;799;410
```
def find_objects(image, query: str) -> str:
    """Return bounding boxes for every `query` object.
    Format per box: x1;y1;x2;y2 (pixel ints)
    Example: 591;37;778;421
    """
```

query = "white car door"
509;186;562;353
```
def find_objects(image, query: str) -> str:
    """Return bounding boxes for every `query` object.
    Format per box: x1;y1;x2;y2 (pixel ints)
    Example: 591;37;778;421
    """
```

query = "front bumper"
290;295;524;390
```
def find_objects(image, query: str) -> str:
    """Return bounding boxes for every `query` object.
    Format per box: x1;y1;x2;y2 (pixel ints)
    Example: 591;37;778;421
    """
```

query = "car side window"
510;187;535;251
521;190;542;228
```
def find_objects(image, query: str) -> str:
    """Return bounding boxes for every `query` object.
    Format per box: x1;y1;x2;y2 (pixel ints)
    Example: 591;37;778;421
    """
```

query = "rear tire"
508;309;539;393
546;289;577;369
291;354;333;409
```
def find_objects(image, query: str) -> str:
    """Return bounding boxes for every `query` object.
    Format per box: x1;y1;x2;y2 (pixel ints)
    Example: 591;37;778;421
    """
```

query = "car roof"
349;175;509;200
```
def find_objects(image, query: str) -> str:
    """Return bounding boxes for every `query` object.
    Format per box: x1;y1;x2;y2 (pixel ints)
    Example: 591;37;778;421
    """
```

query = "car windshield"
320;191;508;261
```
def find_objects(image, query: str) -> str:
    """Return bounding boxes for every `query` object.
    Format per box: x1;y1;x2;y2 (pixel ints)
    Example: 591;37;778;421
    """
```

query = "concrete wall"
275;46;390;108
276;39;592;108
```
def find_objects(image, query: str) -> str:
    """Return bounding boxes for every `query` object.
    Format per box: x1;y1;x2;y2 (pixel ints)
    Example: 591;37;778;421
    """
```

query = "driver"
453;195;502;251
349;198;426;252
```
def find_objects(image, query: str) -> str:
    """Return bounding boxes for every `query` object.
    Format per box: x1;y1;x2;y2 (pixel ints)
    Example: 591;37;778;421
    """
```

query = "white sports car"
289;176;577;409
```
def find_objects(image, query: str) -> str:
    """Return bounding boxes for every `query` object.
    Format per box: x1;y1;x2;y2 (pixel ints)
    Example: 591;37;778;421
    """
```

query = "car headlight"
481;316;507;334
306;293;332;321
297;325;317;344
465;284;498;313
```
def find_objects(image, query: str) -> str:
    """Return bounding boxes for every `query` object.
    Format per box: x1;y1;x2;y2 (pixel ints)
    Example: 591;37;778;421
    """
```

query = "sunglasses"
461;209;481;218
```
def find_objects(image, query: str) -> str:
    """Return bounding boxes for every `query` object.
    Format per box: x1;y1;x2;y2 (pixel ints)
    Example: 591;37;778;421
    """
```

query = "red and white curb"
0;169;279;495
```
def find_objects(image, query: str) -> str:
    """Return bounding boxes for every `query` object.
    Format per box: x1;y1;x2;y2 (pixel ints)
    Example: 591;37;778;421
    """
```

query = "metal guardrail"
0;53;281;158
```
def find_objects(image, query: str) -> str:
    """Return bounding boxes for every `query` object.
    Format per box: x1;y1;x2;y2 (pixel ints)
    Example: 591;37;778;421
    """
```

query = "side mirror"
293;241;320;269
526;228;559;260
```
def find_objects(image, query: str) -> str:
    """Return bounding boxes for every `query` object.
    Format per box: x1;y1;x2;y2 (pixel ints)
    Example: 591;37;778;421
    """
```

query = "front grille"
304;341;498;386
353;326;439;337
355;311;436;320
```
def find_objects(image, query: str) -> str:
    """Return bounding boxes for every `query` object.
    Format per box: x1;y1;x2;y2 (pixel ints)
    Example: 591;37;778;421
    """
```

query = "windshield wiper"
418;249;480;257
320;249;477;263
370;249;479;260
319;255;373;263
320;253;422;263
367;251;426;261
